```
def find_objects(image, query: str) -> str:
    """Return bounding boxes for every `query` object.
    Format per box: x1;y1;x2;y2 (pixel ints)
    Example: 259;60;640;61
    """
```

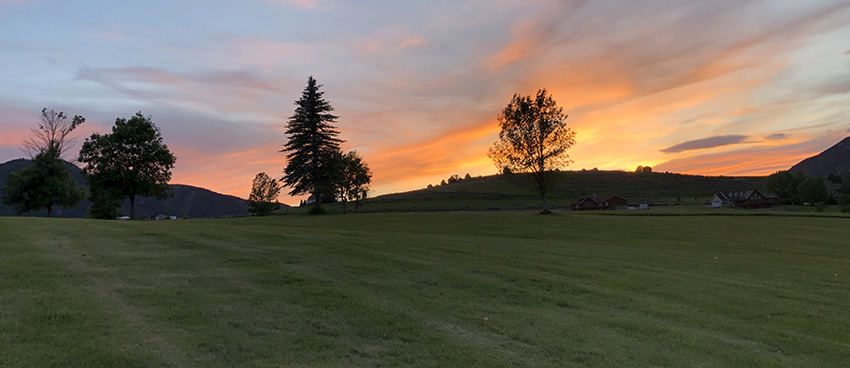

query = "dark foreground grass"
1;213;849;367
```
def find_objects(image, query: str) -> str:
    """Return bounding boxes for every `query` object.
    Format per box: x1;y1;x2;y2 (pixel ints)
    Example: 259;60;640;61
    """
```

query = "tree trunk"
130;195;136;220
542;191;549;210
342;198;347;214
312;190;321;212
47;205;53;218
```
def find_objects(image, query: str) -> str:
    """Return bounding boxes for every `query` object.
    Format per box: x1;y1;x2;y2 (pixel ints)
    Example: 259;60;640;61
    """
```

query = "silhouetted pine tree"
281;76;343;212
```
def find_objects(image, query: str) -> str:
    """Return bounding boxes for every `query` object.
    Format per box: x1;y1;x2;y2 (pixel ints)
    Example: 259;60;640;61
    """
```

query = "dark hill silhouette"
127;184;251;219
1;158;261;218
789;136;850;177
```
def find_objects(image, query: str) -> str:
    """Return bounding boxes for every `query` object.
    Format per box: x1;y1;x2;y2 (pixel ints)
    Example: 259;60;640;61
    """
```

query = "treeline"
427;173;473;188
2;76;373;219
2;109;175;219
766;170;850;211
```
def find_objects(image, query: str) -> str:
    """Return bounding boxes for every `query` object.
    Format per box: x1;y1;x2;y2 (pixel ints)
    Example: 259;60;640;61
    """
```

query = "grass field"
2;213;849;367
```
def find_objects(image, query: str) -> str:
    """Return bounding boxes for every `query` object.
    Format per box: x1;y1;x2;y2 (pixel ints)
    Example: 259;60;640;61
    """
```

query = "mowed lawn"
1;213;849;367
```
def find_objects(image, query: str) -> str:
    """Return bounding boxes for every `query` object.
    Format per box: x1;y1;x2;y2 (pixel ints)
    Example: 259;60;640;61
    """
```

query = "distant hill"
0;158;258;218
789;136;850;178
118;184;252;219
360;170;768;212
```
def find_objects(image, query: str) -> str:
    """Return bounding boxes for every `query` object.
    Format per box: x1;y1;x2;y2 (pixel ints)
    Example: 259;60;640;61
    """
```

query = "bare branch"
21;108;86;159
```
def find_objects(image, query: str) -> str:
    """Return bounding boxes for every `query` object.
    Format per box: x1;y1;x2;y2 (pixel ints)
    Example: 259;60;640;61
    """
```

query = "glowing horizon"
2;1;849;205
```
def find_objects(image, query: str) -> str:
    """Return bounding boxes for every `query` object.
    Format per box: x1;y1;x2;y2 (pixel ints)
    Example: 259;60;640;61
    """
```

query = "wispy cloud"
77;66;280;93
400;35;429;49
655;133;846;175
815;79;850;96
661;135;751;154
765;133;789;140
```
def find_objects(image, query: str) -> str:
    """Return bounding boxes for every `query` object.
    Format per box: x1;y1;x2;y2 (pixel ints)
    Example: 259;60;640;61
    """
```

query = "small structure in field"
713;189;778;208
711;192;730;208
147;213;176;220
570;195;628;211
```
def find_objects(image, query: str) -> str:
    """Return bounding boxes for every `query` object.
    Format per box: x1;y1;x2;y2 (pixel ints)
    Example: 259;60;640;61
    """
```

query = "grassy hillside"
2;213;848;367
360;170;768;212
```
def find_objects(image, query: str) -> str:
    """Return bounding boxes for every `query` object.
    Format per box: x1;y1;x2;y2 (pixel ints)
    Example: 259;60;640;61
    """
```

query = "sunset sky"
1;0;849;204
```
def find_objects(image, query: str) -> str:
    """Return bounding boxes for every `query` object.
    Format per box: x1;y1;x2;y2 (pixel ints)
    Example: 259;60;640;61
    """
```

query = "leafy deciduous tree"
78;112;176;219
838;194;850;212
87;184;123;220
487;89;576;209
281;76;343;214
336;150;372;213
796;175;829;204
767;171;831;205
766;171;806;204
839;174;850;213
248;172;281;216
842;174;850;194
2;146;84;217
2;108;85;217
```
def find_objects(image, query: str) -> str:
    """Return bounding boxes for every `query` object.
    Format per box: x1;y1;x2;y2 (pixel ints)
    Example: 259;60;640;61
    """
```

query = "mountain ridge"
0;158;259;218
789;136;850;177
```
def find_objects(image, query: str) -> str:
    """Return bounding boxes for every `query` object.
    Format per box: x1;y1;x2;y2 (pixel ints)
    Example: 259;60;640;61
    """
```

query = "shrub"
838;194;850;213
307;206;328;215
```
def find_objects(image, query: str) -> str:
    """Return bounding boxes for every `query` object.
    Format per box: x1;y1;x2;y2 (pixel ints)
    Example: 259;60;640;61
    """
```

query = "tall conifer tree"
281;76;343;211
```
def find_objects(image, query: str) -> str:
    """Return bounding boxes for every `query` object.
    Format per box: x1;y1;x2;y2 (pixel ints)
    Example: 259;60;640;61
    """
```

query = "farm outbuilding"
570;195;628;211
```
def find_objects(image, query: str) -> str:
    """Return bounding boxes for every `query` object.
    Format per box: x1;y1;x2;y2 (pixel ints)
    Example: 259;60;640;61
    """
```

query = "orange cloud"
367;120;499;184
487;20;536;69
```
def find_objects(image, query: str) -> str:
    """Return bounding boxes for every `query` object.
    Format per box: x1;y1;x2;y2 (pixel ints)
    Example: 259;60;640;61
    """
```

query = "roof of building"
716;189;778;202
570;195;599;205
